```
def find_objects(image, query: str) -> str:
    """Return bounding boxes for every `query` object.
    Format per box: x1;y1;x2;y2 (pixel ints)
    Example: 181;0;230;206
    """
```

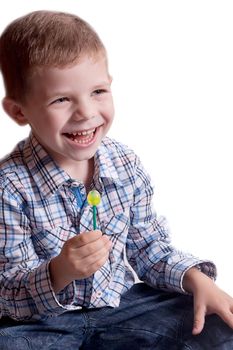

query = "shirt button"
96;291;103;298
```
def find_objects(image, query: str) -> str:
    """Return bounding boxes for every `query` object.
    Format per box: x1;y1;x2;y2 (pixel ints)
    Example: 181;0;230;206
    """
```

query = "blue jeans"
0;283;233;349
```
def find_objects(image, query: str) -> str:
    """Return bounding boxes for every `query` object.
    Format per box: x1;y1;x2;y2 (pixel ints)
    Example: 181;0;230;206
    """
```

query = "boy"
0;10;232;349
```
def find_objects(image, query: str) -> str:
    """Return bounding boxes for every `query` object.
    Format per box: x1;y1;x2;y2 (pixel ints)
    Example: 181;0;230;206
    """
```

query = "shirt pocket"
100;212;130;264
101;211;130;236
32;224;76;259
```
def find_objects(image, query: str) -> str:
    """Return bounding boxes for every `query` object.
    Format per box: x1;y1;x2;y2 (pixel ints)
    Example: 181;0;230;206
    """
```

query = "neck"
65;158;95;191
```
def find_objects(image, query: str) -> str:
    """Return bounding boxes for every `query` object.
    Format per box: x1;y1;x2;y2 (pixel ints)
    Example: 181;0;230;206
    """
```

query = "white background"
0;1;232;295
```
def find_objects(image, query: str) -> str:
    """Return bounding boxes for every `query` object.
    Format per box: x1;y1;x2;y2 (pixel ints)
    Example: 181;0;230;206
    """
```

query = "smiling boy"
0;10;233;350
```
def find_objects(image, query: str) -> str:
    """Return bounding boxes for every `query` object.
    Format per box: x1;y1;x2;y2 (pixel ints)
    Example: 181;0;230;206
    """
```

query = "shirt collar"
23;134;123;197
23;133;71;197
94;138;123;187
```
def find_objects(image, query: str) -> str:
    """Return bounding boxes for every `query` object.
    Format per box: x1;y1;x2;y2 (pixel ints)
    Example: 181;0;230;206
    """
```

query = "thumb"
192;304;206;335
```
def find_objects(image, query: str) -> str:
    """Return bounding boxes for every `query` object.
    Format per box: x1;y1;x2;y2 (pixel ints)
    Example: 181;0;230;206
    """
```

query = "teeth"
73;134;94;144
72;128;95;136
65;127;96;144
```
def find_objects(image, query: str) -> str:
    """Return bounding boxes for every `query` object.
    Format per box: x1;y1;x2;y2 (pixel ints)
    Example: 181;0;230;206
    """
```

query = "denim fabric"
0;283;232;349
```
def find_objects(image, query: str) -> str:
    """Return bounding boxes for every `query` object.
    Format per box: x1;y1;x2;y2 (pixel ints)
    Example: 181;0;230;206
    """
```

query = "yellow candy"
87;190;101;206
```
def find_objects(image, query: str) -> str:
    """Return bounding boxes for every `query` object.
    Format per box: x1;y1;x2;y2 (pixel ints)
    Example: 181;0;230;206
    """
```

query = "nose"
72;99;96;121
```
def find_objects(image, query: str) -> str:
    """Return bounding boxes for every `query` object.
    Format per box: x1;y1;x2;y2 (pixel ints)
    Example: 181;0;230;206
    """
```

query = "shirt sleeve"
0;178;80;321
126;156;217;293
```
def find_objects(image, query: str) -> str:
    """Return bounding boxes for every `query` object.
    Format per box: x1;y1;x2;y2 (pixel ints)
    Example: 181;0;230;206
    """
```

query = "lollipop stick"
93;205;97;230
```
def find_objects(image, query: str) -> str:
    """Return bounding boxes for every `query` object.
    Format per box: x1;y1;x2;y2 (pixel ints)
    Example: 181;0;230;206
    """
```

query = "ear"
2;97;29;126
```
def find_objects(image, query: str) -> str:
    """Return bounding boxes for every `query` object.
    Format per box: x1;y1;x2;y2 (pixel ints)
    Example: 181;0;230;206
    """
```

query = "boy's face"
19;54;114;171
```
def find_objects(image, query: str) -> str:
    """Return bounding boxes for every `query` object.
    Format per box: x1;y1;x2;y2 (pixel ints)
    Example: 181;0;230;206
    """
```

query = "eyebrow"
44;91;71;100
92;80;112;89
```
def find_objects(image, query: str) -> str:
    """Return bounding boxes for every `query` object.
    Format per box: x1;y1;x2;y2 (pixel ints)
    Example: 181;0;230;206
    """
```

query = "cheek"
103;111;114;128
41;113;66;132
104;110;114;134
30;119;60;139
105;100;115;122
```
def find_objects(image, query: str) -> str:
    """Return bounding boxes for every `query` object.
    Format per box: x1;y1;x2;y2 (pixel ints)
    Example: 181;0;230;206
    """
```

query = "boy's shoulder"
0;138;28;184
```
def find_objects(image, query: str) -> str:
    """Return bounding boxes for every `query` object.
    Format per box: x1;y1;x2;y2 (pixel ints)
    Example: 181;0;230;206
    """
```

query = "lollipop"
87;190;101;230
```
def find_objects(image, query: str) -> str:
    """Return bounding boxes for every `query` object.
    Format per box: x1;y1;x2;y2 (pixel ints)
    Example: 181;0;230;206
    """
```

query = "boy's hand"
49;230;112;293
183;267;233;335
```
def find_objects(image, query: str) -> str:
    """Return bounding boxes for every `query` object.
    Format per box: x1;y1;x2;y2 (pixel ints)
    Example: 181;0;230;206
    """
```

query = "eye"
92;89;106;96
52;97;69;104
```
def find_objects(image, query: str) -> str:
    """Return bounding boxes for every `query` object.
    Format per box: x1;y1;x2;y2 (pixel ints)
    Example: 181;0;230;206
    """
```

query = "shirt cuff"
29;260;81;319
164;256;217;294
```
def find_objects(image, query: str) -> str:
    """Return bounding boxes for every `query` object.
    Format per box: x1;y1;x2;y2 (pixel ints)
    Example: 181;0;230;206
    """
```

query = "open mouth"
63;128;97;145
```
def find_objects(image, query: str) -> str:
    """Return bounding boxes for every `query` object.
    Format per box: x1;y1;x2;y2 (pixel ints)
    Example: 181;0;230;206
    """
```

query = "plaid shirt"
0;133;216;321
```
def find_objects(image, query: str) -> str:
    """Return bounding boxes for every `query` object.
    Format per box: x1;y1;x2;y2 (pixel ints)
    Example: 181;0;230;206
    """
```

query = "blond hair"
0;10;106;102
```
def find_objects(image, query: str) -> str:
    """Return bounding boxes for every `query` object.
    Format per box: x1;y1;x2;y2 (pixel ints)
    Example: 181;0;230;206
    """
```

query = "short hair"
0;10;106;102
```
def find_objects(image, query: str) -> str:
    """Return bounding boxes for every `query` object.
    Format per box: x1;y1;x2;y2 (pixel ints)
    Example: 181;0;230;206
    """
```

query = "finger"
87;251;110;275
82;239;112;263
76;249;110;279
75;235;111;259
192;304;206;335
67;230;103;248
219;310;233;330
